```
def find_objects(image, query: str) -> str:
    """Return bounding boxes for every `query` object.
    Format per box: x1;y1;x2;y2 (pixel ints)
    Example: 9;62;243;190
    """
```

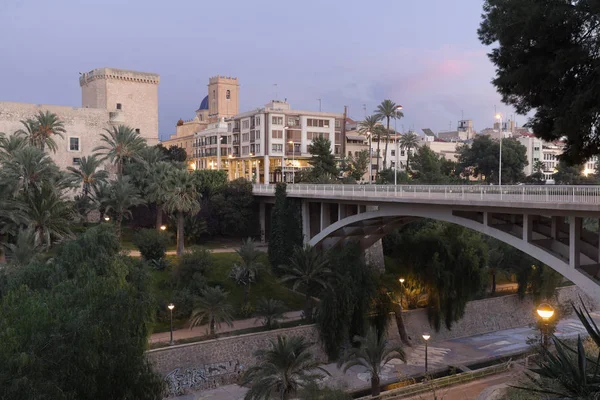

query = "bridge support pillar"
364;239;385;274
302;200;310;244
320;203;331;231
523;214;533;243
263;156;270;185
259;202;266;244
338;202;346;220
570;216;582;269
551;216;561;239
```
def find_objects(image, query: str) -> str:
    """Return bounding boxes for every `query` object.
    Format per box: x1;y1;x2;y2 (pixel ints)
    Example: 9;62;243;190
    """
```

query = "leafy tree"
67;155;108;198
376;168;410;184
307;135;338;180
229;238;264;306
105;177;145;240
398;132;419;172
192;169;228;198
338;328;405;397
280;244;331;322
0;225;165;399
173;247;212;294
374;100;404;169
94;125;147;176
410;146;447;183
524;160;546;184
343;150;369;181
479;0;600;165
2;228;43;265
254;298;287;330
553;160;594;185
132;228;170;261
206;178;256;237
241;335;329;400
457;135;527;184
268;183;303;273
17;111;66;153
157;143;188;162
189;286;234;336
297;382;352;400
163;169;201;256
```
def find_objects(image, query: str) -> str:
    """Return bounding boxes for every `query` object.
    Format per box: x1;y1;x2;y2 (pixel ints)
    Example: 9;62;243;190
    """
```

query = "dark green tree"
457;135;527;184
343;150;370;181
410;146;456;184
479;0;600;165
157;144;188;162
553;160;594;185
268;183;303;273
307;136;338;180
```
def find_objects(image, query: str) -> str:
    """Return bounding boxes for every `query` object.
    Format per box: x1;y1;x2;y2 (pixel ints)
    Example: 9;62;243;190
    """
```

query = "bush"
132;229;170;261
298;382;351;400
173;247;213;294
156;288;196;323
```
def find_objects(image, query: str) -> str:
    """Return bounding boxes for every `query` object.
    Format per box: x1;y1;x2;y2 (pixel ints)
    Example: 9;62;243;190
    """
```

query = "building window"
272;144;283;153
401;150;405;157
226;90;231;100
116;103;122;110
135;128;140;134
242;133;249;142
255;130;261;139
254;117;261;126
272;116;283;125
73;157;81;165
335;120;341;128
307;118;330;128
287;117;300;126
391;150;395;157
242;120;250;129
391;161;396;168
250;144;255;154
242;146;249;155
69;137;80;151
228;123;232;132
272;130;283;139
307;132;329;140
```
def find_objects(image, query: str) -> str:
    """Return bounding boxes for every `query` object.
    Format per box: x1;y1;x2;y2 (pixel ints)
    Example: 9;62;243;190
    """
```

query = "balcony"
232;127;240;133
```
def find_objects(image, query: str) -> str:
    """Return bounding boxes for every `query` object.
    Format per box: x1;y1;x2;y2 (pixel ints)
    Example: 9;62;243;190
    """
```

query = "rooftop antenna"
449;121;452;130
317;98;322;112
274;84;278;100
363;104;367;118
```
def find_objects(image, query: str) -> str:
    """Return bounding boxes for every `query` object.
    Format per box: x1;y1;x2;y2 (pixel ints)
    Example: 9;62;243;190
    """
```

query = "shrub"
173;247;213;294
132;229;170;261
298;382;351;400
157;288;196;323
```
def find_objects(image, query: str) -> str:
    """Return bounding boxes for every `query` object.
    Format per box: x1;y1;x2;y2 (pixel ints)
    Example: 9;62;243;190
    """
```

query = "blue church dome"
198;95;209;111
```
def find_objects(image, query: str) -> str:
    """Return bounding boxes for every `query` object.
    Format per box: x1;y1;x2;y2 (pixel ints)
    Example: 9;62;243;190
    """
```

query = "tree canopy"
479;0;600;165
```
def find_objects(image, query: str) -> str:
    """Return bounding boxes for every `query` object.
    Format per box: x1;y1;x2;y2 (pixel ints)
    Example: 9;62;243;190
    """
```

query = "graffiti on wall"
165;360;242;395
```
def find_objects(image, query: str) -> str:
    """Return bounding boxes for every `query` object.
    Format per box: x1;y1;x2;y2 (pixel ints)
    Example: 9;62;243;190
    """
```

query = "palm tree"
33;111;66;153
399;132;420;172
241;335;329;400
26;184;74;249
533;160;544;174
0;132;28;162
104;177;145;239
280;245;331;322
229;238;264;306
358;115;381;173
67;155;108;198
1;146;60;196
254;298;287;330
93;125;147;176
3;228;43;265
145;162;175;230
189;286;234;336
92;181;112;222
163;169;201;256
338;328;406;397
374;100;404;168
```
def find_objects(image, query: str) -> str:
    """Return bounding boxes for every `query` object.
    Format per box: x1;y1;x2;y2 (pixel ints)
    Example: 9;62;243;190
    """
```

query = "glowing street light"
537;303;555;349
168;303;175;345
160;225;167;231
398;278;405;308
104;216;110;222
422;334;431;375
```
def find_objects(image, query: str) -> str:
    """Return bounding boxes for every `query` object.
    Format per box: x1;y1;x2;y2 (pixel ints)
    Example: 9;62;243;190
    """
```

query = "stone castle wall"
148;285;593;397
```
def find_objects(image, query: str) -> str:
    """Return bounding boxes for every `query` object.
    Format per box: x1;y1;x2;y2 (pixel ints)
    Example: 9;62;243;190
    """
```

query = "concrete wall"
147;285;593;397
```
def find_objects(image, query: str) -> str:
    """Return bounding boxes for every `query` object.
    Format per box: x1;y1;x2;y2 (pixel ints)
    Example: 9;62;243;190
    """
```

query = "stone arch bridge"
254;184;600;299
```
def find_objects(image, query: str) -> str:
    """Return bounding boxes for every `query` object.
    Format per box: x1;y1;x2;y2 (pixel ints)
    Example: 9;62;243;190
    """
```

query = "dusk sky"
0;0;520;140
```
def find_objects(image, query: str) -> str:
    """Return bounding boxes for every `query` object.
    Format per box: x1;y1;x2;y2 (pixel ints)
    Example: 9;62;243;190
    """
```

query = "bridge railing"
252;184;600;204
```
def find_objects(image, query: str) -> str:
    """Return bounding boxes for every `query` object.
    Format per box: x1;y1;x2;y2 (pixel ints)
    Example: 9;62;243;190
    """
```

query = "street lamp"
398;278;405;308
289;140;295;184
104;216;110;222
168;303;175;345
394;105;403;186
422;333;431;375
283;126;289;183
536;303;555;349
495;113;503;186
160;225;167;231
366;131;372;184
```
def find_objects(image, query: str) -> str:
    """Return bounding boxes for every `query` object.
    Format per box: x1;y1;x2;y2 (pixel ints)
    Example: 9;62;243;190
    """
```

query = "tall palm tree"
92;181;112;222
189;286;234;336
145;162;175;230
163;169;201;256
17;111;66;153
104;177;145;239
241;335;329;400
1;146;60;197
280;245;331;322
67;155;108;198
254;298;287;330
374;100;404;169
533;160;544;174
229;238;264;306
338;328;406;397
93;125;147;176
358;115;381;173
0;132;28;162
399;132;420;172
3;228;43;265
26;184;74;249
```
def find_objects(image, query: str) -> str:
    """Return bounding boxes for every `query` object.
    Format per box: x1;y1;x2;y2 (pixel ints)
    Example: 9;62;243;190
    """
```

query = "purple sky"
0;0;520;141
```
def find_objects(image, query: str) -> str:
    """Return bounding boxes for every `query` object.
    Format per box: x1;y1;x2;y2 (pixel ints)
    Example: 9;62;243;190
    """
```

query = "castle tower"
207;76;239;121
79;68;161;145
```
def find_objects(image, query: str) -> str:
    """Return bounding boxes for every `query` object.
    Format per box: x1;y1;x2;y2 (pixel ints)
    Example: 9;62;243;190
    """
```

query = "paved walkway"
150;311;303;344
168;314;598;399
127;244;268;258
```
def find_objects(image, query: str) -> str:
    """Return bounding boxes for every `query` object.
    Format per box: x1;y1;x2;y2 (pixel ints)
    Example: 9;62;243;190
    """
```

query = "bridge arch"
309;204;600;299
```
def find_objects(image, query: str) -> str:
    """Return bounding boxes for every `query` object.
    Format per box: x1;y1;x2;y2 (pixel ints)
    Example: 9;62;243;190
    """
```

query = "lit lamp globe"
422;333;431;341
537;303;555;321
160;225;167;231
104;216;110;222
168;303;175;311
399;278;405;284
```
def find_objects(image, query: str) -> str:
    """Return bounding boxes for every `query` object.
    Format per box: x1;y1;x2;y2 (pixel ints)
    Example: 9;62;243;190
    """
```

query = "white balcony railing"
252;184;600;205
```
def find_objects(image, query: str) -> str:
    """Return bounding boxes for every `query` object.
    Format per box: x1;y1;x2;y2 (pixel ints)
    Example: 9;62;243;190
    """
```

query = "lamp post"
160;225;167;231
104;216;110;222
367;131;372;184
283;126;289;183
495;113;503;186
289;140;295;184
394;105;403;186
536;303;555;349
422;333;431;376
168;303;175;345
398;278;405;308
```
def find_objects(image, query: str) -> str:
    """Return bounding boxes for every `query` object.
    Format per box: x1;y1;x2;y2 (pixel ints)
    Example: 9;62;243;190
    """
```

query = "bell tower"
207;76;239;121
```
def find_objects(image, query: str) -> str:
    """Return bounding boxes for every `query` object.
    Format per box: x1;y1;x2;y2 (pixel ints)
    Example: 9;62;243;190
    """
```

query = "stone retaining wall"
148;285;595;397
